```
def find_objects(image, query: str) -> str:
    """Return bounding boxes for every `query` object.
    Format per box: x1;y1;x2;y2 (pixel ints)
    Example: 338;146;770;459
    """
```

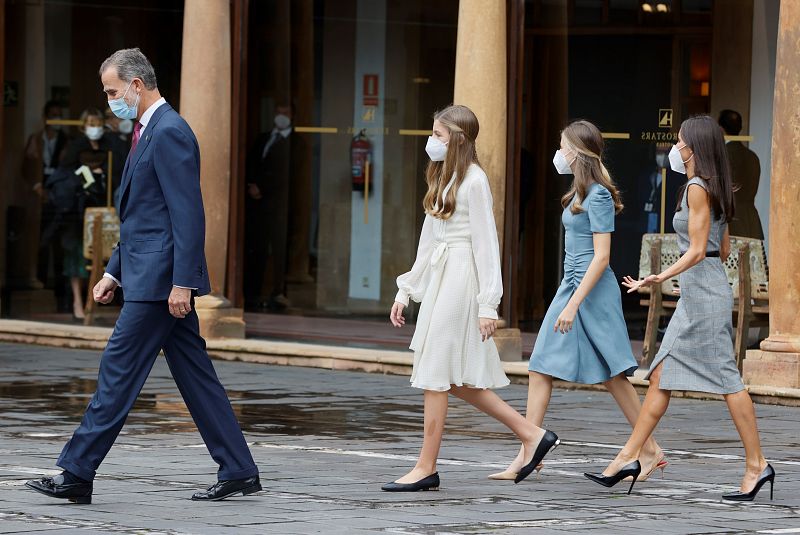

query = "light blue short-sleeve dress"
528;183;638;384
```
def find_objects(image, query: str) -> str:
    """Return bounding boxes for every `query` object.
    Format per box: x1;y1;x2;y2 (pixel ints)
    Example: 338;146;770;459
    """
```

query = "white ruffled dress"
395;164;509;391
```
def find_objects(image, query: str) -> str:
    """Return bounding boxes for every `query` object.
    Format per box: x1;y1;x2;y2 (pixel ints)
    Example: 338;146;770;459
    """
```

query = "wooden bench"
638;233;769;372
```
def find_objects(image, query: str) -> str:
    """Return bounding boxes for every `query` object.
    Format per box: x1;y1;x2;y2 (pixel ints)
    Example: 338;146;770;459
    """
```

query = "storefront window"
1;0;183;323
515;0;774;338
242;0;459;326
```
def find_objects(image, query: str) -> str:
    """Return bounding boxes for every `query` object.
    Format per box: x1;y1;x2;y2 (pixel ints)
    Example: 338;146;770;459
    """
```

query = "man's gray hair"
99;48;158;90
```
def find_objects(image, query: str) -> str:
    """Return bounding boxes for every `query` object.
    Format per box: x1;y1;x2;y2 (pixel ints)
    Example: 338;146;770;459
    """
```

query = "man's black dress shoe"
25;473;93;504
381;472;440;492
191;475;262;501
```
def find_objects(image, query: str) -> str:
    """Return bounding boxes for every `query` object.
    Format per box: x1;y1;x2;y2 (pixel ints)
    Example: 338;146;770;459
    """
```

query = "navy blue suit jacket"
106;103;211;301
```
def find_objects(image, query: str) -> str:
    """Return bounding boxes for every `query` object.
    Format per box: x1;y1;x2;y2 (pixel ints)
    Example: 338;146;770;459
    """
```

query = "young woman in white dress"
382;104;559;492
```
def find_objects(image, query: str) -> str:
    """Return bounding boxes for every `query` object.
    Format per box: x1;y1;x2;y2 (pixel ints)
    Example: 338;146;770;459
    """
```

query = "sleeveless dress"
646;177;745;394
395;164;509;392
528;183;638;384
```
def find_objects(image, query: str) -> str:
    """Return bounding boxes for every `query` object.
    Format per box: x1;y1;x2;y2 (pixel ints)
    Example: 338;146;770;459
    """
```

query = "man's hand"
168;286;193;319
93;277;118;304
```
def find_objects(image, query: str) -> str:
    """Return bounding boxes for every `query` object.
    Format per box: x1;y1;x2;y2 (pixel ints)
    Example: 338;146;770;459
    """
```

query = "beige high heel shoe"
488;463;543;480
625;456;667;482
638;458;668;482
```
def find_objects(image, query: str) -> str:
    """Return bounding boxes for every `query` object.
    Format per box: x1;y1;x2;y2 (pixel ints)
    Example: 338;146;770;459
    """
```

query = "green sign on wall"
4;81;19;107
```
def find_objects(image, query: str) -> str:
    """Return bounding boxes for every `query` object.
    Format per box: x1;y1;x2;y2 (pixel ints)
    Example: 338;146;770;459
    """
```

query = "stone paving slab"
1;342;800;534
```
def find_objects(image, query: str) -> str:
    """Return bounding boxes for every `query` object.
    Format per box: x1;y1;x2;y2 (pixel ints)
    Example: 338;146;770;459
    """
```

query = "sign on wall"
3;81;19;107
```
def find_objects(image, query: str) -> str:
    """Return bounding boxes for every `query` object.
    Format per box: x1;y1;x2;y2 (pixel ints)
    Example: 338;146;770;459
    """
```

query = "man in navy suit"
26;48;260;503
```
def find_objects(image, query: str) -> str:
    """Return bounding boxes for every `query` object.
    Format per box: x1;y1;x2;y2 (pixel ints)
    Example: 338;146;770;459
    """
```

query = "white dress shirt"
261;126;292;158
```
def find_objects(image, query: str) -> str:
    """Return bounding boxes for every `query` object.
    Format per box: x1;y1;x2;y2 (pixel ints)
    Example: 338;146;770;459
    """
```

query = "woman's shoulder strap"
687;176;709;190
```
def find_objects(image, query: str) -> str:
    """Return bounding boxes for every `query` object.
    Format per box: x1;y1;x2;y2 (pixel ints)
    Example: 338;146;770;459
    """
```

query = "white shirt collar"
274;126;292;139
139;97;167;132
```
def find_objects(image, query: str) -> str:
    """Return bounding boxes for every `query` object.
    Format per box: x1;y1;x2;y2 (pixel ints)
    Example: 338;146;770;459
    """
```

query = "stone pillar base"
495;327;522;362
195;295;245;339
743;349;800;388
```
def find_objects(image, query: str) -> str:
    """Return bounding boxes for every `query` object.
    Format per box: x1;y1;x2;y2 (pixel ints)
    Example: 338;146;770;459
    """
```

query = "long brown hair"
560;120;624;214
423;105;482;219
674;115;735;222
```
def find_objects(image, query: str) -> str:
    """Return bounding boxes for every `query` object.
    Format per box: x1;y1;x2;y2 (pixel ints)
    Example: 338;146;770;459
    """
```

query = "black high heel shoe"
381;472;440;492
722;464;775;502
515;430;560;484
584;460;642;495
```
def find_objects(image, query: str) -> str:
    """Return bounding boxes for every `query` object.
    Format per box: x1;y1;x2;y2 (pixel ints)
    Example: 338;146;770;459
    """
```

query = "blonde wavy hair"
422;105;482;219
560;120;624;214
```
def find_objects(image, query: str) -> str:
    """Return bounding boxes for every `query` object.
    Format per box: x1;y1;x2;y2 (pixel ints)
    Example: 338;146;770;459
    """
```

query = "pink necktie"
130;121;142;156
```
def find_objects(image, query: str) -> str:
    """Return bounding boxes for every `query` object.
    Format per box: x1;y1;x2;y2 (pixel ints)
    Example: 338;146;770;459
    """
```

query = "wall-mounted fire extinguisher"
351;129;372;193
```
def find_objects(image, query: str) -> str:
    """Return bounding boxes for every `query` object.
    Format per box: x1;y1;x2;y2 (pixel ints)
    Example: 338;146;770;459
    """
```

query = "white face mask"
85;125;104;141
274;113;291;130
668;144;691;174
552;149;574;175
118;118;134;135
425;136;448;162
655;152;667;168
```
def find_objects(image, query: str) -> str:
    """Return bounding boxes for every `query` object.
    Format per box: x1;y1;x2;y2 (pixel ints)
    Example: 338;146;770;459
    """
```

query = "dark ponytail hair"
675;115;735;223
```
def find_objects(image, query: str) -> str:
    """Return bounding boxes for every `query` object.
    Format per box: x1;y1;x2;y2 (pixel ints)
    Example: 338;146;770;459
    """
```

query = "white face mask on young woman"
668;143;692;174
425;136;448;162
552;149;575;175
85;126;105;141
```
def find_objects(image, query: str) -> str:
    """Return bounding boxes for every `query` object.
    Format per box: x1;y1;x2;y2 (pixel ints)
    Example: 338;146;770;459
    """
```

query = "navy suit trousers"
57;300;258;482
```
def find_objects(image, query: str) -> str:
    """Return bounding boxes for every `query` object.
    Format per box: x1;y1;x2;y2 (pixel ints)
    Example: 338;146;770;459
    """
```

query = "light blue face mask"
108;80;140;120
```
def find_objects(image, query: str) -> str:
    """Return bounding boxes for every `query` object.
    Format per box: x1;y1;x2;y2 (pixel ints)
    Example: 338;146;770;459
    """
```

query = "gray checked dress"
646;177;745;394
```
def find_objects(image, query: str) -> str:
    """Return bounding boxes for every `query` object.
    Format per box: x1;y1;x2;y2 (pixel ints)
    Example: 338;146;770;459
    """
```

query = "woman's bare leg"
395;390;448;483
71;277;85;319
724;389;768;492
491;372;553;477
449;385;546;469
602;363;671;476
603;373;664;475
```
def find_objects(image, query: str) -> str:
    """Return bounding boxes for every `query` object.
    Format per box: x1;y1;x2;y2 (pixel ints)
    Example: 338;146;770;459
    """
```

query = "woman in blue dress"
491;120;665;482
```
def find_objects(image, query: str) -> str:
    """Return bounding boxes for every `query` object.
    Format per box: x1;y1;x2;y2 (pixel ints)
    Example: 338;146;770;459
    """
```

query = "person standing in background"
55;108;124;320
718;109;763;240
23;100;69;307
244;103;295;311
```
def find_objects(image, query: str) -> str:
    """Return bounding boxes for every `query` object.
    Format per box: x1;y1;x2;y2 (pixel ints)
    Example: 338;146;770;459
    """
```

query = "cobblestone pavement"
1;342;799;534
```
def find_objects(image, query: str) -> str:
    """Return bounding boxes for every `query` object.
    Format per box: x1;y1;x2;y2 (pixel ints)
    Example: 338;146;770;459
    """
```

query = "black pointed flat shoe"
381;472;440;492
515;430;560;484
584;460;642;495
722;464;775;502
191;475;262;501
25;473;93;504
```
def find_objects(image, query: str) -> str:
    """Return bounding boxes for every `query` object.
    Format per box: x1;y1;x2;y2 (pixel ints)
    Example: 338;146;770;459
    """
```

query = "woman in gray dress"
584;115;774;501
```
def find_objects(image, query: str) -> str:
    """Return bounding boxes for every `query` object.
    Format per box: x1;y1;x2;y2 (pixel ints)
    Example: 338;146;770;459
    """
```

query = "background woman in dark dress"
56;108;126;319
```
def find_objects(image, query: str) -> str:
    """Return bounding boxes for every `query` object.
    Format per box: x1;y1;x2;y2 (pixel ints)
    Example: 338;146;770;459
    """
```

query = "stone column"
709;0;754;131
453;0;520;361
454;0;507;255
180;0;244;338
0;0;6;307
22;2;46;289
287;0;314;284
743;1;800;388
